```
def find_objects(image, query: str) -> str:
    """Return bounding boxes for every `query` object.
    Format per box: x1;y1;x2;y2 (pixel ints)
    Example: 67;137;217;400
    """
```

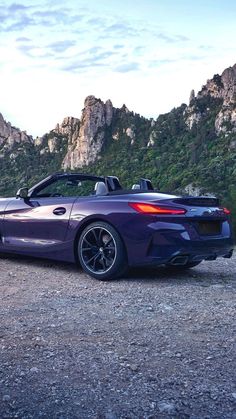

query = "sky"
0;0;236;137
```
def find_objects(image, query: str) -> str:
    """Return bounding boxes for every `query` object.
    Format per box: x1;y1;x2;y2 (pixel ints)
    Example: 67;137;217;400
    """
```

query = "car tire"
78;221;128;280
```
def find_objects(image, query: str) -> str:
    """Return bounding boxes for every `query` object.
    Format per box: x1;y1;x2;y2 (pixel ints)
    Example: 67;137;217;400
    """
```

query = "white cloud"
0;0;235;136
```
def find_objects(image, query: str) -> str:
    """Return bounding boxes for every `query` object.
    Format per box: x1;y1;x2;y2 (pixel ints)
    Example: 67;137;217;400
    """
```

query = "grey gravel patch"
0;252;235;418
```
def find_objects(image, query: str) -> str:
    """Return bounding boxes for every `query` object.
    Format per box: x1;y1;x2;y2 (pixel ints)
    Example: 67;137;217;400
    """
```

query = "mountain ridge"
1;63;236;170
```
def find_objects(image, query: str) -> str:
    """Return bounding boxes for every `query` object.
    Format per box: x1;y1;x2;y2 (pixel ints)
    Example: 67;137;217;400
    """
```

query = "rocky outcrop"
34;117;80;155
189;89;195;104
126;127;135;145
0;113;32;156
200;65;236;134
200;65;236;103
215;107;236;134
184;183;216;197
184;184;202;196
0;113;32;146
54;116;80;140
0;113;12;139
147;131;156;147
62;96;114;169
184;64;236;134
184;108;202;130
51;117;80;155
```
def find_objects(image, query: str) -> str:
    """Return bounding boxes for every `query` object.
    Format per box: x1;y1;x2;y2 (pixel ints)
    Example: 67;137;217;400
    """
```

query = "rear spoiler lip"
173;196;220;207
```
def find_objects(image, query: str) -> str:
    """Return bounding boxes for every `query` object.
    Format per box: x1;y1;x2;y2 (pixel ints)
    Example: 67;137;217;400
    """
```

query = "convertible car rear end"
0;173;234;280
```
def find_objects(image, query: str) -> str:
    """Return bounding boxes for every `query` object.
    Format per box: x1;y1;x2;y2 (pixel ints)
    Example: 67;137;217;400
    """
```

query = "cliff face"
34;116;80;158
201;64;236;103
185;64;236;135
62;96;113;169
0;113;32;159
30;96;115;169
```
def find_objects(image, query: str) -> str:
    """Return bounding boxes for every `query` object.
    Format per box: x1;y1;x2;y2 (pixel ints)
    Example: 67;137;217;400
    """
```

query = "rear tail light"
129;202;186;215
222;207;231;215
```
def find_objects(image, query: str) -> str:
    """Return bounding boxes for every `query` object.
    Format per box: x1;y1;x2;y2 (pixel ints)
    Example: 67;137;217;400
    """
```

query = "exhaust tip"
170;255;189;266
223;249;233;259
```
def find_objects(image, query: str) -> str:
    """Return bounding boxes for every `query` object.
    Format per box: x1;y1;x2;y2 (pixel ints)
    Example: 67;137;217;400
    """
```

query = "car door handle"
53;207;66;216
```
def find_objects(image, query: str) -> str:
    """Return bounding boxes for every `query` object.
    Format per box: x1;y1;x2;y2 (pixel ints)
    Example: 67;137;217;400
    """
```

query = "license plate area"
197;221;222;236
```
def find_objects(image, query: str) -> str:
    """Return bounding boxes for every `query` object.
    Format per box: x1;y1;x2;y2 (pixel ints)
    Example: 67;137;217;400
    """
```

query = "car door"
0;197;11;248
2;196;76;251
2;176;79;252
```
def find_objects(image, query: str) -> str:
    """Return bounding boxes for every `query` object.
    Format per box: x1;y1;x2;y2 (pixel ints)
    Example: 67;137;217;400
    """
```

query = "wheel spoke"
82;247;92;252
103;246;115;252
84;237;94;247
100;257;106;270
98;229;103;245
91;228;100;245
103;255;113;266
86;252;100;265
91;253;100;270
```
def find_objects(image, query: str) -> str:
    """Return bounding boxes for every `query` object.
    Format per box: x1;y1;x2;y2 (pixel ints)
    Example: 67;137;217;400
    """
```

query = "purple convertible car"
0;172;234;280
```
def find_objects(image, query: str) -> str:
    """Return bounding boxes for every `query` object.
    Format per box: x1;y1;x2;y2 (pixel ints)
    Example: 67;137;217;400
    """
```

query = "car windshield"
33;177;101;198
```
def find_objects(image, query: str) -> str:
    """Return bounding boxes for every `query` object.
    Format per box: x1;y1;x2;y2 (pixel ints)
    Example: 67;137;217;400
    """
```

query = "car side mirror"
16;187;29;199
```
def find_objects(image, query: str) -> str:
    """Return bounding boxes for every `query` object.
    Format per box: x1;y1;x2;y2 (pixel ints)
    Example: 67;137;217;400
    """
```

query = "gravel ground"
0;252;235;419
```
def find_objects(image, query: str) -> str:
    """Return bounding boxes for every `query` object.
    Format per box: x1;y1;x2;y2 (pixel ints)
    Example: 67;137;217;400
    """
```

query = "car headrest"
94;182;108;195
139;178;154;191
105;176;122;191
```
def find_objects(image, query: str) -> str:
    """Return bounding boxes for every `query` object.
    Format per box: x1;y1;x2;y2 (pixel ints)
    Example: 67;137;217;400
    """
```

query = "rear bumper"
132;240;234;267
124;218;234;267
156;243;233;267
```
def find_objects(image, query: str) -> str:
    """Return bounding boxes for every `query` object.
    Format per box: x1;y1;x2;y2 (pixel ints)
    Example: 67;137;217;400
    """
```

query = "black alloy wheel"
78;221;127;280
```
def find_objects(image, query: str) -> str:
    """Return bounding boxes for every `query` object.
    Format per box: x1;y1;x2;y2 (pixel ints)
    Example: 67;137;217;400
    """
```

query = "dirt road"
0;253;235;418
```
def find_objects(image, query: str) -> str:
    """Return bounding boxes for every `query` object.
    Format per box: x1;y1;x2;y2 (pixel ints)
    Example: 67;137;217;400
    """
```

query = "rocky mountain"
185;64;236;136
0;63;236;231
0;113;33;158
62;96;113;169
33;95;153;171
